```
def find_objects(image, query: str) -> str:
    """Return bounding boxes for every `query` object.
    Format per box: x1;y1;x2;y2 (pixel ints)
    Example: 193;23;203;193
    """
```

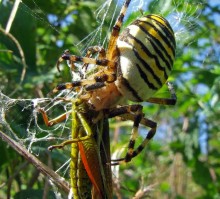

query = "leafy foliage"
0;0;220;198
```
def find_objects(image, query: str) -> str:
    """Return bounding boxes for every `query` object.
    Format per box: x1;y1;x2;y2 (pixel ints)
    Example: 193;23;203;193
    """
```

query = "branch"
0;130;70;194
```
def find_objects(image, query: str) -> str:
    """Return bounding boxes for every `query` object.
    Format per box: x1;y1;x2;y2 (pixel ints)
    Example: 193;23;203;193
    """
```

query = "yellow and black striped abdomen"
116;14;176;102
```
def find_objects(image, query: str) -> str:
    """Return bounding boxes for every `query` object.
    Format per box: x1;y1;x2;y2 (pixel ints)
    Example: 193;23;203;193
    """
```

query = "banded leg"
106;0;131;61
83;46;106;71
112;113;157;165
104;104;157;165
54;51;117;92
54;0;133;93
107;82;176;165
56;49;83;80
85;46;106;59
52;73;116;94
146;82;177;105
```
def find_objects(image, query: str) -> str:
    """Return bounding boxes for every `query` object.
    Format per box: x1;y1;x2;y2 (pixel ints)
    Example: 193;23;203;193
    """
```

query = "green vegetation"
0;0;219;198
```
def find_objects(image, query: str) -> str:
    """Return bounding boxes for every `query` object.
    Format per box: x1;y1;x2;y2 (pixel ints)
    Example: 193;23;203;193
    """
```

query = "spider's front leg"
83;46;106;71
54;50;117;93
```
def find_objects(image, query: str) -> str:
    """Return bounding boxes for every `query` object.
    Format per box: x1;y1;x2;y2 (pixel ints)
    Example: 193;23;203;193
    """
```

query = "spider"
44;0;177;165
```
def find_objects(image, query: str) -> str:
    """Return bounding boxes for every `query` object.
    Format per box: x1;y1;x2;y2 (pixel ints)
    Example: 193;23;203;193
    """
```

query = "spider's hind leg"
147;82;177;105
105;104;157;165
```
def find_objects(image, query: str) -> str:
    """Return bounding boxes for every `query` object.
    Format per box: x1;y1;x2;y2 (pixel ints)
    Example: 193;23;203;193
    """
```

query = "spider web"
0;0;205;198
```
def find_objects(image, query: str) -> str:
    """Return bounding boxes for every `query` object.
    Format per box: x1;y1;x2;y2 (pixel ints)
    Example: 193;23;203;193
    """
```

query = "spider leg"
146;82;177;105
103;104;156;165
53;67;116;93
54;1;133;94
107;83;176;165
111;112;157;165
86;46;106;59
83;46;106;71
52;80;107;93
106;0;131;61
106;83;176;165
57;50;116;71
53;49;118;94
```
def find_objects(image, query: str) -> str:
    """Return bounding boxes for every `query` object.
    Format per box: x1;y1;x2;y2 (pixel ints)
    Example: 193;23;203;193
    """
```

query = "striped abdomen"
116;14;176;102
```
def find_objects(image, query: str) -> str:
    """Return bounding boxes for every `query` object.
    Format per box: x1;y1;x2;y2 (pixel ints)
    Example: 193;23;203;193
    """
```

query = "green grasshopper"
39;99;112;199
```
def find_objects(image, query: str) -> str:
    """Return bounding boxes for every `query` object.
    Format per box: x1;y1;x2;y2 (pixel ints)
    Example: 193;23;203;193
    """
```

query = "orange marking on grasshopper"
78;139;104;199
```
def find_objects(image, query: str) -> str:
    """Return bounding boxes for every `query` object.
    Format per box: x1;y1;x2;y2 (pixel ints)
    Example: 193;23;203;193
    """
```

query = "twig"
0;130;70;194
132;182;156;199
5;0;21;33
6;161;29;199
0;27;27;97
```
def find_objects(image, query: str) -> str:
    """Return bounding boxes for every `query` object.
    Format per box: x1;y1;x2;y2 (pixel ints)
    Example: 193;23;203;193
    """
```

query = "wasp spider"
52;0;177;164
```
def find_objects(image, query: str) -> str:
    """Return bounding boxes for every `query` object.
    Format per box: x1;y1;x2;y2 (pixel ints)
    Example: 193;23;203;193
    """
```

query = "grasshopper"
39;99;112;199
